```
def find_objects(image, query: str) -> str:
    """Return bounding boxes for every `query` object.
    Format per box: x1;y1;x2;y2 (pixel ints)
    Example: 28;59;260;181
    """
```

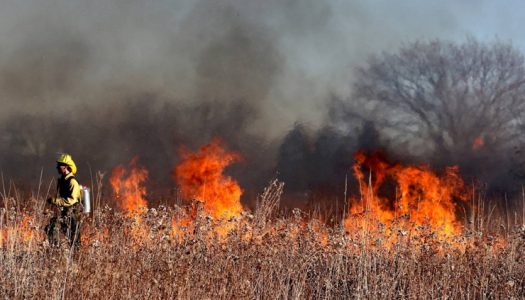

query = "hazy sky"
1;0;524;138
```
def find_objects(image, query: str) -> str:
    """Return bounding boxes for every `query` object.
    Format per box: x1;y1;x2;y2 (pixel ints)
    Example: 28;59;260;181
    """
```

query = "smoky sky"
1;0;525;205
3;0;523;129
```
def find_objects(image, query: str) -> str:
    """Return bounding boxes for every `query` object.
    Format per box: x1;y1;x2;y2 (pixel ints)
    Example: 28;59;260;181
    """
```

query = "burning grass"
0;185;524;299
1;143;525;298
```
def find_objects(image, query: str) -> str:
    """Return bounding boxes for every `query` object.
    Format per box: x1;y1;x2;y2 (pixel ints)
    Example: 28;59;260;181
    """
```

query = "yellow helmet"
56;153;77;174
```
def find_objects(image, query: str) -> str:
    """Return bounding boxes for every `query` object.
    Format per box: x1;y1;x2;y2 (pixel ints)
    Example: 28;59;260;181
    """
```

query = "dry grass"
1;183;525;299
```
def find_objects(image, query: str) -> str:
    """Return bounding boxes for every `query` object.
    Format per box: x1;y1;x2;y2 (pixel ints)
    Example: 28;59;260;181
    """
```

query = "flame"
472;136;484;150
18;215;35;242
173;138;243;219
110;156;148;215
170;204;197;241
171;139;243;239
346;150;468;241
171;216;193;241
0;213;37;247
109;156;149;241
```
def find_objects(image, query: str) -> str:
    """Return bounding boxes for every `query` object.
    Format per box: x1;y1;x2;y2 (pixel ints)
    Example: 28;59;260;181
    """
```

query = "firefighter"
45;153;82;247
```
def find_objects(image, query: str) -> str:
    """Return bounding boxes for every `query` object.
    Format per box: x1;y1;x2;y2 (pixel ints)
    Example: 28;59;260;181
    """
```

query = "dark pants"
45;205;81;247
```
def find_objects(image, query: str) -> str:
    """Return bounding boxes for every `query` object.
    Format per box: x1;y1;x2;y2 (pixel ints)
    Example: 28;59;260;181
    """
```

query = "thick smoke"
2;0;525;208
0;1;284;194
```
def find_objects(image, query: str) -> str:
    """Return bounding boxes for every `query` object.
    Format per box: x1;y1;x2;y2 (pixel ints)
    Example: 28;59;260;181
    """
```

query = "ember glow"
346;151;468;239
472;136;484;150
173;138;243;219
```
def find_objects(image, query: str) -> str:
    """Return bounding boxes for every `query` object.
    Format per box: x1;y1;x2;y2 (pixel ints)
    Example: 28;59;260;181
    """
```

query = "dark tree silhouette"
351;39;525;164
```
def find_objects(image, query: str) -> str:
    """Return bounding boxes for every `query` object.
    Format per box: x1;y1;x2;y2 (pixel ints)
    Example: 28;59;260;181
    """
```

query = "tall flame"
173;138;243;219
110;156;148;215
346;150;468;239
109;157;149;242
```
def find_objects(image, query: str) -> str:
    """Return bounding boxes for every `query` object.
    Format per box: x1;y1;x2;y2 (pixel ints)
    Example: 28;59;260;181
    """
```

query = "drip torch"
80;185;91;213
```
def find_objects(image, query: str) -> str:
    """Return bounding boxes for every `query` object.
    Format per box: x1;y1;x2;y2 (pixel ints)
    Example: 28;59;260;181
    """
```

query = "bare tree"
350;38;525;163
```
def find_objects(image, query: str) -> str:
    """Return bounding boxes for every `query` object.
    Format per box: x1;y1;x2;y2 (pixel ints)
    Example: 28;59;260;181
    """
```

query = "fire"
173;138;243;219
171;215;193;241
171;139;243;239
110;156;148;215
18;215;35;242
346;150;468;240
472;136;484;150
110;157;149;241
0;213;38;247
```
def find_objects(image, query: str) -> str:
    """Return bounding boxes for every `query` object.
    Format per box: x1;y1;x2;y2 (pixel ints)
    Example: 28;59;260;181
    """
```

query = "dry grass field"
1;181;524;299
2;144;525;299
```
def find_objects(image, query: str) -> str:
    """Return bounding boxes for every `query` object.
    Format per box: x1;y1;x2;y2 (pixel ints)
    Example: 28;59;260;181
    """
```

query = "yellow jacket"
51;173;81;207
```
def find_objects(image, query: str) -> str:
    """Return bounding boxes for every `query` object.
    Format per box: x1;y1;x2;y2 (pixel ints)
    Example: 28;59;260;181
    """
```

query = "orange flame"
173;138;243;219
171;216;193;241
0;213;37;247
346;150;468;240
109;157;149;242
110;156;148;215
